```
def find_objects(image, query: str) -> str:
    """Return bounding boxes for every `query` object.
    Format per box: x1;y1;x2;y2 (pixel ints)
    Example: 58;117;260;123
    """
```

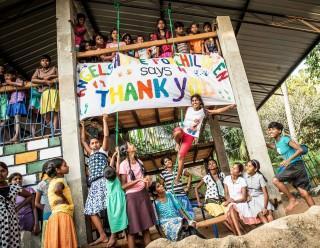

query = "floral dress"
0;184;22;248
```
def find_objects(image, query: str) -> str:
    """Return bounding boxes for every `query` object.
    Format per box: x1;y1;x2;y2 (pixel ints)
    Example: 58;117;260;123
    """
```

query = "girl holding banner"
173;94;235;184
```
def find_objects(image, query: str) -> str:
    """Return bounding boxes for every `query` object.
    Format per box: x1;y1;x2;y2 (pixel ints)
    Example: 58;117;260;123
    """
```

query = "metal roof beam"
0;48;28;79
235;0;250;36
170;0;320;23
257;35;320;109
0;1;54;25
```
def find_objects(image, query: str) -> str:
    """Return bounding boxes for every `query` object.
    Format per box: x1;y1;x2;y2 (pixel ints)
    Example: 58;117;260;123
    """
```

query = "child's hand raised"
102;114;108;120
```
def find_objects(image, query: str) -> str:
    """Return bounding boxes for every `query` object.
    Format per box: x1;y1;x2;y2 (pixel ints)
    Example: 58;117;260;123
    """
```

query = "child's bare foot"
89;234;108;246
107;234;117;248
285;198;299;213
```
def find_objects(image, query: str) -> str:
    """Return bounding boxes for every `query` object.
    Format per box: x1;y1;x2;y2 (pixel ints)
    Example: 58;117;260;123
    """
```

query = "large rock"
147;206;320;248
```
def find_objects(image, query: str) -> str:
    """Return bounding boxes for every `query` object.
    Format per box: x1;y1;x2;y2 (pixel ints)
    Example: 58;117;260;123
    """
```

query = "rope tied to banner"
114;0;120;146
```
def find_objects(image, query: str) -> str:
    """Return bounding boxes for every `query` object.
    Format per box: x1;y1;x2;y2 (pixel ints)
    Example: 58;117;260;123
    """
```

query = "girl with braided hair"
119;142;156;248
244;159;274;223
44;158;77;248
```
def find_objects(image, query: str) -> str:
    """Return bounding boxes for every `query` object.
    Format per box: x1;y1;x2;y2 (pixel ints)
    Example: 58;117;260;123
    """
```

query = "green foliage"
306;43;320;81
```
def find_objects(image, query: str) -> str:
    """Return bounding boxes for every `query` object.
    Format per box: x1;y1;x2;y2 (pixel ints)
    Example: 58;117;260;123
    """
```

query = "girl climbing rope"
172;94;235;184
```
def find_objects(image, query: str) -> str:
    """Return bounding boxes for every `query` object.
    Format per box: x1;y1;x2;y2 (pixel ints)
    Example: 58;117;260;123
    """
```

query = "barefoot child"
4;70;27;142
149;182;202;241
173;94;235;184
0;162;33;248
44;158;77;248
80;114;109;246
31;55;59;133
159;156;194;219
195;159;239;235
119;142;156;248
104;147;128;247
244;160;274;223
267;122;315;212
223;163;259;235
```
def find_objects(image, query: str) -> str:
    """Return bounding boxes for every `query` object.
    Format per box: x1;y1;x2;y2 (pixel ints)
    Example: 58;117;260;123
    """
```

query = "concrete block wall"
0;137;62;186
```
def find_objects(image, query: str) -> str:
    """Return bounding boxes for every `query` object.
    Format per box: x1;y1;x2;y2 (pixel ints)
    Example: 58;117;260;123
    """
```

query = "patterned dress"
84;149;108;215
154;192;184;241
0;184;22;248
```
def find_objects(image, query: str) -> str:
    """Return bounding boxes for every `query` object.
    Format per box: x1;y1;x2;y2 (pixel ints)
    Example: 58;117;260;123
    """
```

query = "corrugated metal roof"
0;0;319;126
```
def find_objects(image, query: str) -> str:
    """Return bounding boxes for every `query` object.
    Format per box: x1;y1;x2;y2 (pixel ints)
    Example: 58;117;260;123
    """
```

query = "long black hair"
204;158;224;199
248;159;268;182
45;158;65;178
191;94;204;109
120;142;145;181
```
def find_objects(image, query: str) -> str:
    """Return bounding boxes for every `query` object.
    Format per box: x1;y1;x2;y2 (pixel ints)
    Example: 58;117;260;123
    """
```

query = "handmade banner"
77;53;235;120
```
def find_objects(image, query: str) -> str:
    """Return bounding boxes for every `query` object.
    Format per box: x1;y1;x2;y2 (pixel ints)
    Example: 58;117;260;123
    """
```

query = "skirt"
44;212;77;248
0;95;8;120
248;194;274;217
6;102;27;117
126;188;156;234
106;190;128;233
40;89;59;114
175;195;195;220
232;202;260;225
205;202;229;217
84;177;107;215
29;88;41;110
160;217;183;241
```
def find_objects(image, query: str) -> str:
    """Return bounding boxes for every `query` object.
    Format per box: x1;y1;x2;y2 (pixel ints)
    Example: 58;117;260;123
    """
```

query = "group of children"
0;90;316;248
74;13;220;61
0;55;59;143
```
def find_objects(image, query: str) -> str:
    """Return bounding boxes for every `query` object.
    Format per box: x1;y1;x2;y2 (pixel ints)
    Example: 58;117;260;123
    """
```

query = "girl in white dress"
223;163;259;235
244;160;274;223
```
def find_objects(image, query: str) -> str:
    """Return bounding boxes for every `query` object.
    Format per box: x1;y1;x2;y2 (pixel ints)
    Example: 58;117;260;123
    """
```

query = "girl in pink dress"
151;19;173;58
74;13;87;51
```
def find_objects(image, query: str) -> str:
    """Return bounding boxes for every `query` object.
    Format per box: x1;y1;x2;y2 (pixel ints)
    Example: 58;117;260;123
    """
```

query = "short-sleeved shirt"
276;136;302;164
36;179;51;214
87;148;108;184
119;159;145;194
137;48;149;59
189;39;203;54
160;170;186;196
203;172;225;200
9;90;25;104
32;66;58;81
106;42;126;49
16;187;35;231
48;177;74;216
176;42;190;54
244;173;266;197
155;192;181;221
182;107;206;138
224;175;247;201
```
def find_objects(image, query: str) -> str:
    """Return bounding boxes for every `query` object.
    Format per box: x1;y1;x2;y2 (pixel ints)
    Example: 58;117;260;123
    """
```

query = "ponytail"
250;159;268;182
45;158;64;178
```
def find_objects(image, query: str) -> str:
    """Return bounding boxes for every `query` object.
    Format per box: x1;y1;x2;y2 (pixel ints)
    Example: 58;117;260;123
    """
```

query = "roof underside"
0;0;319;128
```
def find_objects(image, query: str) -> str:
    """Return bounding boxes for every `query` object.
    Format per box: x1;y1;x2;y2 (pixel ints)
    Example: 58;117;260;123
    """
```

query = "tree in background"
306;43;320;81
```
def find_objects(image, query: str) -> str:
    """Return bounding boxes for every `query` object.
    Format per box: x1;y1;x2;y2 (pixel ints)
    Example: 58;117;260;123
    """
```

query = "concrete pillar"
56;0;88;244
281;83;297;141
216;16;282;204
208;116;230;175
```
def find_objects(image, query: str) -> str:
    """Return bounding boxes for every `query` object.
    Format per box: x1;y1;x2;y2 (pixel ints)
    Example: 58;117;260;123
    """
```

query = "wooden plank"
77;32;217;58
131;110;142;127
196;214;227;228
155;109;160;124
